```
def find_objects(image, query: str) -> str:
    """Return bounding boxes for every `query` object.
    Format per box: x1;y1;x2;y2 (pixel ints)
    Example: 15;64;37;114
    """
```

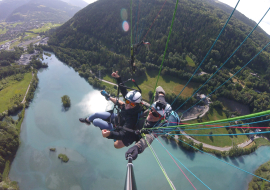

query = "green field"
0;40;9;45
0;22;23;35
30;23;62;33
10;22;23;27
0;72;32;113
10;39;20;49
0;27;7;34
185;108;248;147
254;138;270;147
103;70;199;100
23;32;39;41
186;55;195;67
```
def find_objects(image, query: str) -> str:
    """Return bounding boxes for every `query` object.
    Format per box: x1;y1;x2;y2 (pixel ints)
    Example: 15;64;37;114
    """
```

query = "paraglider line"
154;135;200;190
142;0;168;41
153;134;212;190
175;137;270;183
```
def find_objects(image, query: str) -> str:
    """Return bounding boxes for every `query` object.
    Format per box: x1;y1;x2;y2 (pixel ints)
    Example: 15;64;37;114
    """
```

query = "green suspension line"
130;0;133;46
141;0;179;131
150;109;270;130
149;0;179;105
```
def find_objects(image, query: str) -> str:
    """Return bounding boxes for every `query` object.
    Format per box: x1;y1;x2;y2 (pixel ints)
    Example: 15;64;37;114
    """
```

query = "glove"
125;145;139;160
101;90;110;100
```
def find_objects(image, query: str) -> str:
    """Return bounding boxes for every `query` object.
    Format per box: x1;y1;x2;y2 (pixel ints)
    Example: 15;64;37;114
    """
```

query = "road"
178;130;253;151
21;68;34;104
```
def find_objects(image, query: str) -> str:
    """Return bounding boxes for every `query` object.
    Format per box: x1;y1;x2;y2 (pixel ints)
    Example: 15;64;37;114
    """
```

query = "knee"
114;141;124;149
92;119;98;126
114;142;120;149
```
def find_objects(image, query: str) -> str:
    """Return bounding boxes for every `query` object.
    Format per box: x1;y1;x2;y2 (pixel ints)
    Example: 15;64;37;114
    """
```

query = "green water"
9;53;270;190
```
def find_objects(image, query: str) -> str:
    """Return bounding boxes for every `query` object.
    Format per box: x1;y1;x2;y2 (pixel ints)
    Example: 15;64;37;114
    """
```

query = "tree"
27;43;35;54
61;95;71;108
198;143;203;150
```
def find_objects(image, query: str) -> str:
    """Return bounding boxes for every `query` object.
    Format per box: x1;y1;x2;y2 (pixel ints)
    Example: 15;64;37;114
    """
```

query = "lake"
9;52;270;190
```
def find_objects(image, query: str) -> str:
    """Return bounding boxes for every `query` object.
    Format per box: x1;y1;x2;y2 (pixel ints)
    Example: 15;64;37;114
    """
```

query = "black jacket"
107;77;142;141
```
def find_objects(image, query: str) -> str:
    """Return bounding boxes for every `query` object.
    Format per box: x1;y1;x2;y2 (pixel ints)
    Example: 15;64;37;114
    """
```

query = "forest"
45;0;270;126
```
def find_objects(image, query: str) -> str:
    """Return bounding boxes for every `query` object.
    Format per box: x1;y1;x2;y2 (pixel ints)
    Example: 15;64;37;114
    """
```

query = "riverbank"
0;66;38;190
8;52;270;190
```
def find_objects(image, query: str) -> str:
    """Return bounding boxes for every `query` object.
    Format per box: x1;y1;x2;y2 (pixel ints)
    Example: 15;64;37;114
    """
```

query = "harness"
108;78;143;130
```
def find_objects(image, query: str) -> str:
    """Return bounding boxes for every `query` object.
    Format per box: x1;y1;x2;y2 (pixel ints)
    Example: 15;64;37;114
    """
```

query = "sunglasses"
125;100;136;107
150;108;161;117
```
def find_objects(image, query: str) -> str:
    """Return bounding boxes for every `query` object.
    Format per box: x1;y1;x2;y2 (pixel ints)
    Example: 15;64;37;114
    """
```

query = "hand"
111;71;120;78
125;145;139;160
102;129;111;138
101;90;110;100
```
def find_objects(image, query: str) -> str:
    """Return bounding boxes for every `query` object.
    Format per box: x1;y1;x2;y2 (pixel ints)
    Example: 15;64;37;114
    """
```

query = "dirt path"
21;69;34;104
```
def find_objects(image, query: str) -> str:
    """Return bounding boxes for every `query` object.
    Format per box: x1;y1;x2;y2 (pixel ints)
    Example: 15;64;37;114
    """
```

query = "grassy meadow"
103;70;199;100
30;23;62;33
186;55;195;67
185;108;248;147
0;72;32;113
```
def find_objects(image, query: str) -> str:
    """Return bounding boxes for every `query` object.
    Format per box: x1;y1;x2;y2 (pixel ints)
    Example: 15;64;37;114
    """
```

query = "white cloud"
218;0;270;35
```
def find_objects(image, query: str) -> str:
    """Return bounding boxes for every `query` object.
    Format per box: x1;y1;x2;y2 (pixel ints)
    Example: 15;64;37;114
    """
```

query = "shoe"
155;86;165;101
79;118;91;124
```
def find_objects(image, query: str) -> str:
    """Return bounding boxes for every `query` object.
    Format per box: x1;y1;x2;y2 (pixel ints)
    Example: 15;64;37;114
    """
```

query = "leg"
114;140;125;149
88;112;114;122
92;118;114;130
155;86;166;101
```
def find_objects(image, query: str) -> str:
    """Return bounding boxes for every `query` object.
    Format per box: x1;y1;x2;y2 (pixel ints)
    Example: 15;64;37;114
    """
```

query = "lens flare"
122;21;129;32
121;8;128;20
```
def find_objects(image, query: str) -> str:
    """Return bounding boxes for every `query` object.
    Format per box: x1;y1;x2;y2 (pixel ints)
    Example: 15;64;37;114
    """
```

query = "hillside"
5;0;81;23
50;0;270;71
0;0;30;20
47;0;270;114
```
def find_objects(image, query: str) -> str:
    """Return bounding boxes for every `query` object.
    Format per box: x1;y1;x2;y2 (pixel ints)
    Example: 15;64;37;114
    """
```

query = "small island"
58;154;69;163
49;148;56;151
61;95;71;108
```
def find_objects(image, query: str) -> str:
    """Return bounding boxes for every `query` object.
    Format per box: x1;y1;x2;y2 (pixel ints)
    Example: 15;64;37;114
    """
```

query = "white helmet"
125;90;142;103
151;101;172;116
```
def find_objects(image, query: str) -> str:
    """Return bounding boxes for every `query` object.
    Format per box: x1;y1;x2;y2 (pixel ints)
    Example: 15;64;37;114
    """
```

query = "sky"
83;0;98;4
216;0;270;35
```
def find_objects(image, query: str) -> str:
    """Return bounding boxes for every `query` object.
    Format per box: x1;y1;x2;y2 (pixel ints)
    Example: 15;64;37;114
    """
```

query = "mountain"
47;0;270;113
61;0;88;8
5;0;81;22
0;0;30;20
206;0;270;38
50;0;270;71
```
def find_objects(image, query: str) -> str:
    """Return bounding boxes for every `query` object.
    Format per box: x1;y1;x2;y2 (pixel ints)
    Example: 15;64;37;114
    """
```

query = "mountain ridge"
5;0;81;23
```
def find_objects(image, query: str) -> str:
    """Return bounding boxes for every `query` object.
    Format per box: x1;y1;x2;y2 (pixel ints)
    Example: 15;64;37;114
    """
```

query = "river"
9;53;270;190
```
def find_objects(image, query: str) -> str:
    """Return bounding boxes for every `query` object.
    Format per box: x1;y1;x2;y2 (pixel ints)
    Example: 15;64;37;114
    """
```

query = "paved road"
178;129;254;151
99;78;118;86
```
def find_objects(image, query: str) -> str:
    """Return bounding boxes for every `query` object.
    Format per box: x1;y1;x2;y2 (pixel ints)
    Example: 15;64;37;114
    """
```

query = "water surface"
9;53;270;190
